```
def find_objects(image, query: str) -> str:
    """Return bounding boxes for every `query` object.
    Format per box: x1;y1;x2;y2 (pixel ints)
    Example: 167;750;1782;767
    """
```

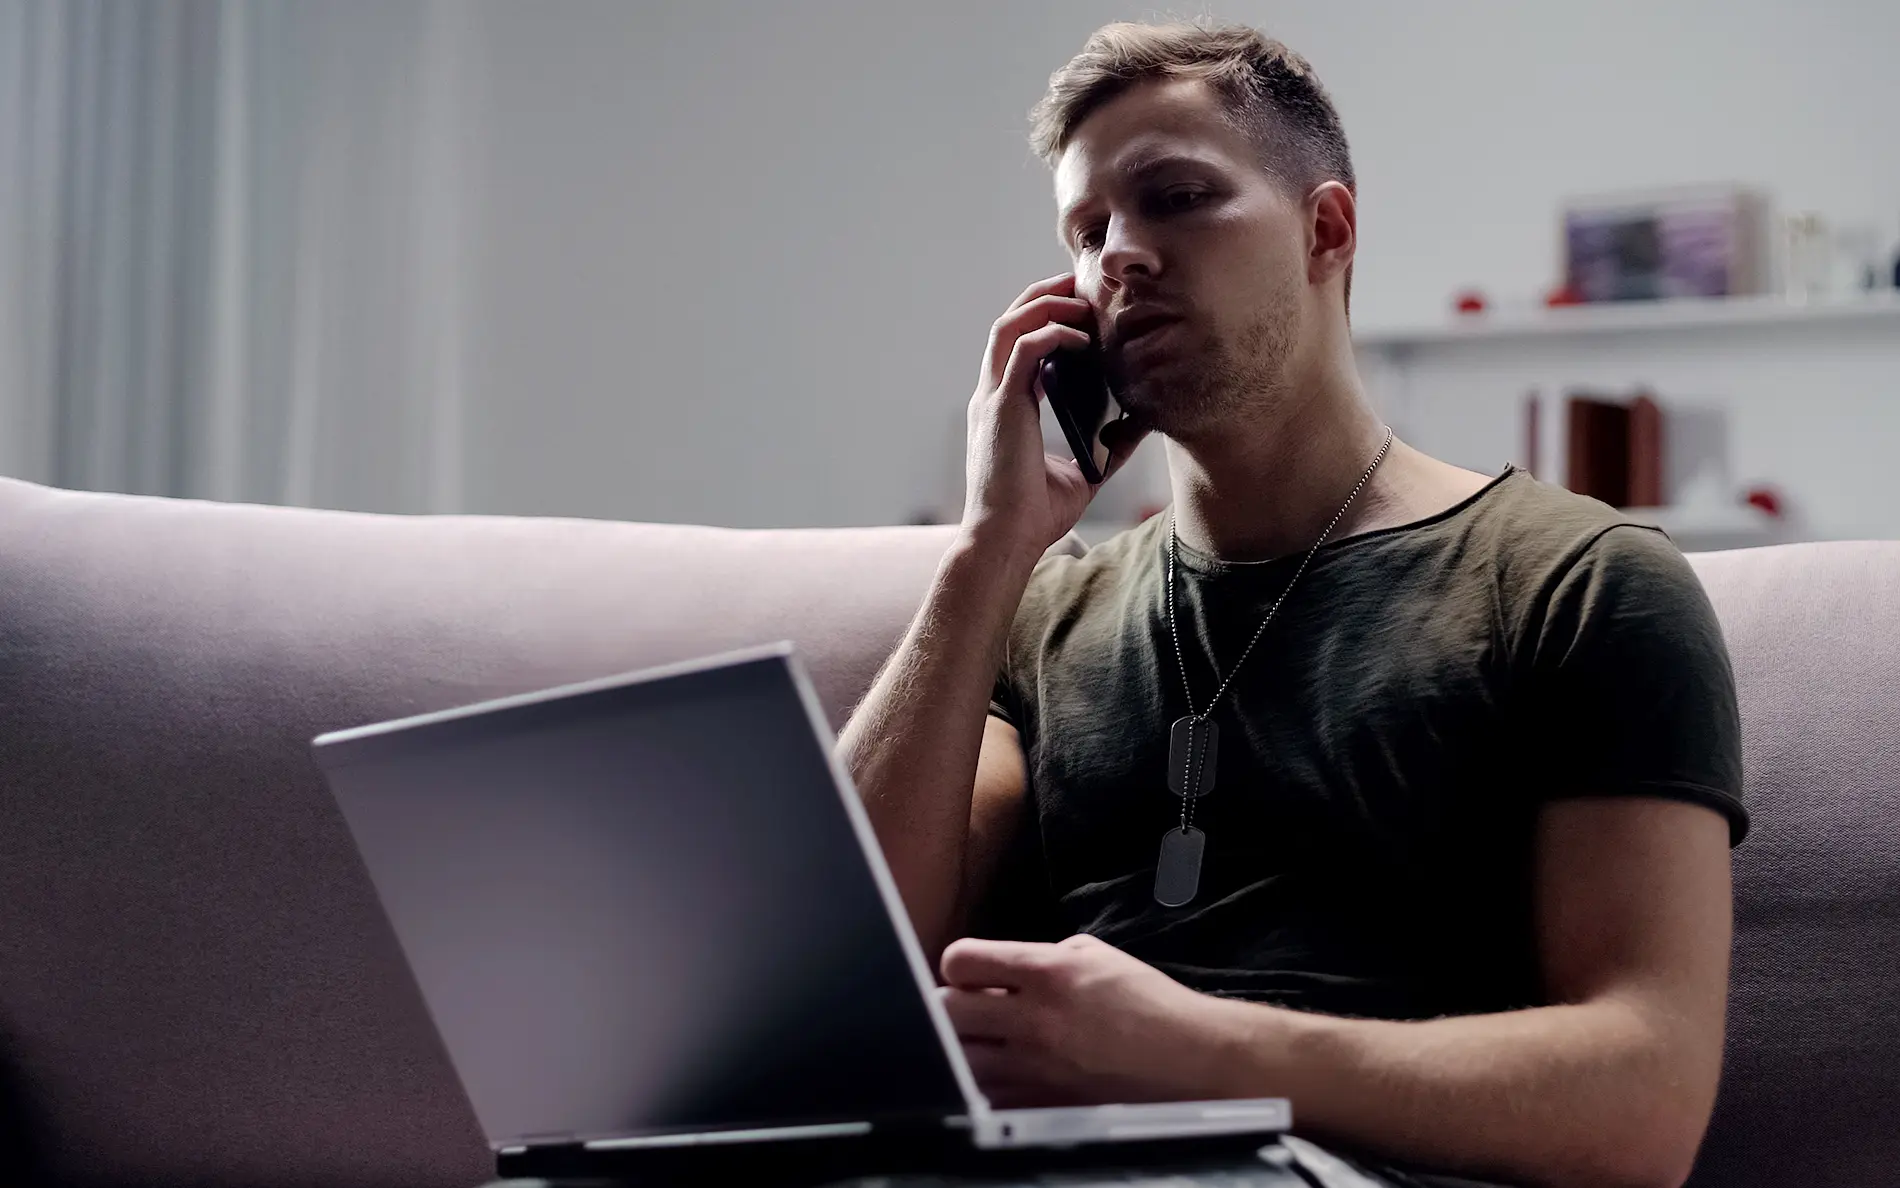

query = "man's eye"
1163;188;1208;212
1076;227;1106;252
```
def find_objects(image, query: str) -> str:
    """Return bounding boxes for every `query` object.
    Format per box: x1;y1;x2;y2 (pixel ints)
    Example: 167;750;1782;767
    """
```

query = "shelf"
1353;291;1900;350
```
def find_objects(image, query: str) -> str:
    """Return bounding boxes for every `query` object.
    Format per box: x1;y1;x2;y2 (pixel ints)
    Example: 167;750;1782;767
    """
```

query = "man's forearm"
838;530;1036;957
1199;994;1713;1188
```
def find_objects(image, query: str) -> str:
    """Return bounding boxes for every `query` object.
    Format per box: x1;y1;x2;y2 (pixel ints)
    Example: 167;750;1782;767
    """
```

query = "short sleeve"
989;578;1039;732
1525;525;1748;844
986;538;1095;738
988;664;1021;729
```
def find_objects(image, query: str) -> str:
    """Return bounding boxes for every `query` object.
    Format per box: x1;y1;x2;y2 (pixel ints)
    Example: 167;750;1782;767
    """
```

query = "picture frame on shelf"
1561;185;1770;304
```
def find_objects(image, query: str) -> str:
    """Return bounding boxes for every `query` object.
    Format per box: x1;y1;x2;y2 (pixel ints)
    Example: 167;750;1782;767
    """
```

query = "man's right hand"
844;275;1136;958
961;274;1146;565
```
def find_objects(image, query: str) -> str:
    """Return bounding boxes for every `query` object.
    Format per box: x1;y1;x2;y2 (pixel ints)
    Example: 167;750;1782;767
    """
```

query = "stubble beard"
1110;309;1296;443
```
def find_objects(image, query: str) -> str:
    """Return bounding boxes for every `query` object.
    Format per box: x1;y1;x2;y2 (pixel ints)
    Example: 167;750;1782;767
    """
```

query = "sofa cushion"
1685;542;1900;1187
0;477;956;1188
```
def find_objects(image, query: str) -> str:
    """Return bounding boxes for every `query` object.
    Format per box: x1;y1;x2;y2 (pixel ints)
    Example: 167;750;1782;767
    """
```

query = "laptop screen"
316;649;971;1148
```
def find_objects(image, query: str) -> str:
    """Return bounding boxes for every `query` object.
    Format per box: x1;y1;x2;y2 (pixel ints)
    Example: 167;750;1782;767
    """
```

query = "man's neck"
1162;367;1393;563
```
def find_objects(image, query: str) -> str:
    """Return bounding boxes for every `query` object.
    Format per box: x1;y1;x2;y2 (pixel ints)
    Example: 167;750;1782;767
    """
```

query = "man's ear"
1306;180;1357;290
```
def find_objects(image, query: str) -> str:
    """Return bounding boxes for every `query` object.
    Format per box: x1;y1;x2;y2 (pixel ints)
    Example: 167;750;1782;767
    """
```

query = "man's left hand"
938;933;1240;1107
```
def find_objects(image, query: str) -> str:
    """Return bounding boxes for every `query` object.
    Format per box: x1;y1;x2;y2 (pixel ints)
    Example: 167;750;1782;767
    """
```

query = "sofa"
0;474;1894;1188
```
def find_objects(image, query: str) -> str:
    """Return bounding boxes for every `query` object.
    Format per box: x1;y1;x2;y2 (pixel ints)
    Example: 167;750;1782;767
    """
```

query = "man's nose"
1099;218;1162;289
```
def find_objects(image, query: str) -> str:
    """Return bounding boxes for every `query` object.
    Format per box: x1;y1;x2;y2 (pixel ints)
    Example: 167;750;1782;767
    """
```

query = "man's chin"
1116;389;1227;445
1113;377;1188;435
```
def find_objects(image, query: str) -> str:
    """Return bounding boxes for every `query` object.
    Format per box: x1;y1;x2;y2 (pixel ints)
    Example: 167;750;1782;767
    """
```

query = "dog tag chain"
1154;426;1393;907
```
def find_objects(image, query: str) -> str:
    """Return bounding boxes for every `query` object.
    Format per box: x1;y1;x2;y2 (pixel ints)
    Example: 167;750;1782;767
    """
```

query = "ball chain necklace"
1154;425;1395;908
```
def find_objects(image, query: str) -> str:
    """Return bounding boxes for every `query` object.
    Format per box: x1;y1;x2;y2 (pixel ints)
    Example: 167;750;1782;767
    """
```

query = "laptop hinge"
497;1132;578;1156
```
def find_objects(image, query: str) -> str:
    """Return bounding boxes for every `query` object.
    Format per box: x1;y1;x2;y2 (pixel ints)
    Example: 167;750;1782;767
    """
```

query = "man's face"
1053;79;1318;439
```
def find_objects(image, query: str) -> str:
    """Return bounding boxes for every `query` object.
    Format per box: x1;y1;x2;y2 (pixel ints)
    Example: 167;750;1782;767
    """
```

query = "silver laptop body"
312;643;1289;1161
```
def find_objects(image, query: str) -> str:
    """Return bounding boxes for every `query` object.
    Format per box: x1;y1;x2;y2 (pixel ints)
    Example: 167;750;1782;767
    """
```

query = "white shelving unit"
1349;290;1900;550
1352;291;1900;352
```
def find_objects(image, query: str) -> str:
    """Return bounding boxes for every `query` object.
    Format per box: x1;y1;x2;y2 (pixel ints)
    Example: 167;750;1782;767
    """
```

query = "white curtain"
0;0;473;511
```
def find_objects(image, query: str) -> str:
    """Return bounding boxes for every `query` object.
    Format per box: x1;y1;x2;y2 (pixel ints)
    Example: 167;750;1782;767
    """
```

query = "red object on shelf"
1454;290;1488;315
1544;283;1584;307
1744;486;1784;518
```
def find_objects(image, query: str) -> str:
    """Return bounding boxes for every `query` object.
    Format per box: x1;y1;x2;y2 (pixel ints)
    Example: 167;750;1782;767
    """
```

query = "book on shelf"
1558;389;1664;509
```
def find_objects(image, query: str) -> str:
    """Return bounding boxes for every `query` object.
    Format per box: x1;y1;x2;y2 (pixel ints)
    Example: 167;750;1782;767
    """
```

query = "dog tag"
1167;715;1219;799
1153;826;1205;907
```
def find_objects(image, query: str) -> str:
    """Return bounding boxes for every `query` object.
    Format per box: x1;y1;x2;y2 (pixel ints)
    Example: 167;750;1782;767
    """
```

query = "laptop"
313;642;1290;1182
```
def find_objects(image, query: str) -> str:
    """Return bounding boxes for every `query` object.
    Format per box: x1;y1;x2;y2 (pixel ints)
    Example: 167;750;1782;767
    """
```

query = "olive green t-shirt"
988;468;1746;1021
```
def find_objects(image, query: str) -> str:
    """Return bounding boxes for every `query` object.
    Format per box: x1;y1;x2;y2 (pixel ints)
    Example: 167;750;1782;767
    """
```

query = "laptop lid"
313;644;983;1152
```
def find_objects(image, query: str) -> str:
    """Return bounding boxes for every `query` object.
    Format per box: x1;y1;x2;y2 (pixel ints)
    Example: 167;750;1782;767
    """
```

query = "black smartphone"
1039;340;1120;485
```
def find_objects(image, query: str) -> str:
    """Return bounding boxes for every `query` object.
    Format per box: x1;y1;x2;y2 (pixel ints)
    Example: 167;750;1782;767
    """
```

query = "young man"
839;22;1744;1188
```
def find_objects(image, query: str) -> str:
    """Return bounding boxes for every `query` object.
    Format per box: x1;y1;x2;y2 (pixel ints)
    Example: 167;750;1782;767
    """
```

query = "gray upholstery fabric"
1684;542;1900;1187
1;474;1895;1187
0;477;955;1188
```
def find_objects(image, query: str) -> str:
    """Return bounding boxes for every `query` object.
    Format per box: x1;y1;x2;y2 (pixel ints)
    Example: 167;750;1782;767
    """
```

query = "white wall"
454;0;1900;534
460;1;1091;527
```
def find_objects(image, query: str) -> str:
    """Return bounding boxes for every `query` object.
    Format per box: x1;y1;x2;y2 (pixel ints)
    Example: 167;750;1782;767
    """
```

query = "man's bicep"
1534;796;1731;1089
956;715;1030;936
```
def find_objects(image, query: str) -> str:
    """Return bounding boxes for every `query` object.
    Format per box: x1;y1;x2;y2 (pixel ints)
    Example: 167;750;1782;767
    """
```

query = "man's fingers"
961;1041;1041;1098
940;937;1058;990
940;986;1026;1043
1005;273;1076;314
962;1043;1080;1109
984;294;1092;391
998;322;1090;405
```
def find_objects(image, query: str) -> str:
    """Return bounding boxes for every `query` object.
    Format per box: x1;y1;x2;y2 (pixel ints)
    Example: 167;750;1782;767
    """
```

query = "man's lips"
1111;307;1185;352
1116;317;1184;357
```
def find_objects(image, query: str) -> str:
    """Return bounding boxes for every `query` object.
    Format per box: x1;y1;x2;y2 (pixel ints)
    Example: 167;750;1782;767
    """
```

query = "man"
839;21;1744;1188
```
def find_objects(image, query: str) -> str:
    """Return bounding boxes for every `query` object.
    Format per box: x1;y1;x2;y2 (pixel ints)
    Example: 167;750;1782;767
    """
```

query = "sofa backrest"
2;475;1896;1187
1684;542;1900;1187
0;477;956;1188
